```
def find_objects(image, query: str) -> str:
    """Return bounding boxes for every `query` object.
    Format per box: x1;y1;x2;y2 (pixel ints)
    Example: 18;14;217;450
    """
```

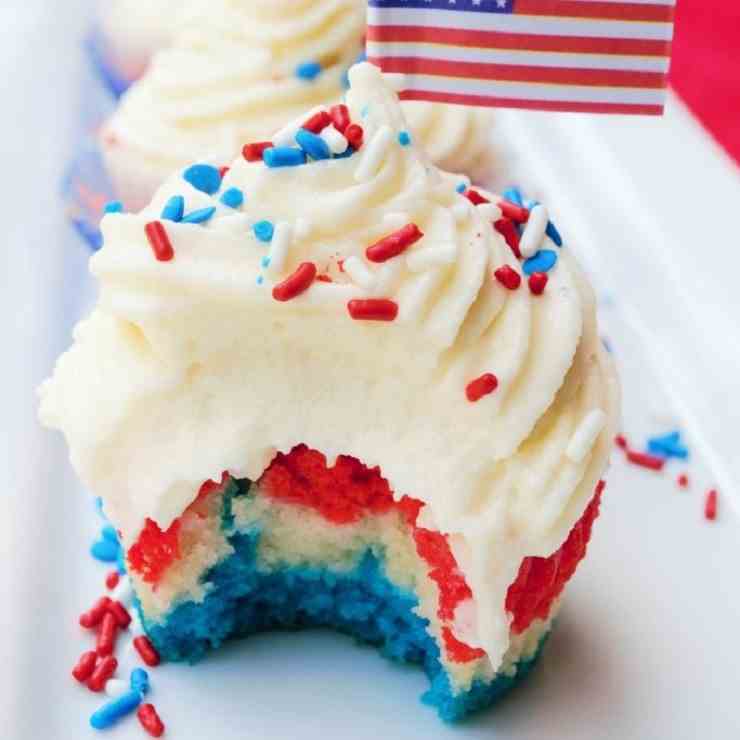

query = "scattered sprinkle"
130;668;150;696
87;655;118;692
347;298;399;322
72;651;98;683
329;104;350;133
626;450;665;472
266;222;293;273
366;223;423;263
494;219;522;258
103;200;123;214
263;146;307;168
96;612;118;657
647;431;689;460
345;123;364;151
272;262;317;302
219;165;230;178
523;249;558;276
466;373;499;403
105;571;120;590
465;189;489;206
145;221;174;262
133;635;161;667
494;265;522;290
90;689;142;730
295;128;332;160
302;110;332;134
253;220;275;243
79;596;112;629
261;256;271;269
220;187;244;209
456;182;467;193
546;220;563;247
181;206;216;225
615;434;628;449
498;199;529;224
160;195;184;222
503;187;524;206
528;272;548;295
90;538;120;563
321;126;349;155
183;164;221;195
520;204;549;259
677;473;689;489
108;600;132;629
398;130;412;146
295;60;322;81
256;275;264;286
243;142;272;162
704;489;718;521
138;703;165;738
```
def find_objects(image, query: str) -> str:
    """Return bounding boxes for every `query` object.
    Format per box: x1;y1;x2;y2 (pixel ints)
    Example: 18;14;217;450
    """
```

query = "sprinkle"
79;597;112;629
456;182;467;193
366;223;423;263
160;195;184;222
105;571;119;590
138;704;165;738
704;489;718;521
398;130;412;146
494;218;521;258
466;373;499;403
266;222;293;273
528;272;549;295
330;104;350;133
219;165;230;178
72;651;98;683
546;220;563;247
566;409;607;463
302;110;331;133
90;689;142;730
406;243;457;272
96;612;119;657
347;299;398;321
452;201;470;222
345;123;365;151
503;187;524;206
130;668;150;696
615;434;628;449
145;221;174;262
494;265;522;290
101;523;118;542
263;146;307;168
295;128;331;160
87;656;118;692
108;600;132;629
295;60;322;81
253;220;274;242
133;636;161;667
677;473;689;488
320;126;349;155
523;249;558;276
104;679;129;698
316;274;332;283
272;262;317;302
243;141;272;162
181;206;216;225
465;189;489;206
104;200;123;214
220;187;244;209
520;204;549;259
90;538;120;563
261;256;271;269
626;450;665;471
647;431;689;460
342;256;375;288
498;199;530;224
183;164;221;195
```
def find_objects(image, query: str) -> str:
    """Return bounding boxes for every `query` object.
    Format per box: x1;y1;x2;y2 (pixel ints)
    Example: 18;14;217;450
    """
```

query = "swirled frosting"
42;63;618;669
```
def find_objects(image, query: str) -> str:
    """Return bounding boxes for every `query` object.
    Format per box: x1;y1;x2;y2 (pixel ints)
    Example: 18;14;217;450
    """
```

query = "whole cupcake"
42;64;618;721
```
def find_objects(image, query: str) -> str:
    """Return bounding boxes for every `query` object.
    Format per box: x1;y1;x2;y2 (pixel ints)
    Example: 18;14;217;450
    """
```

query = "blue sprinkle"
263;146;307;168
341;68;350;90
182;206;217;225
256;275;264;286
130;668;150;696
333;146;354;159
456;182;467;193
602;337;613;354
261;256;271;269
220;187;244;209
90;538;120;563
398;131;412;147
253;220;274;242
523;249;558;276
90;690;142;730
183;164;222;195
161;195;184;222
295;128;331;161
546;220;563;247
356;50;368;64
104;200;123;214
295;60;322;81
503;187;524;206
101;524;118;543
647;431;689;460
94;497;104;517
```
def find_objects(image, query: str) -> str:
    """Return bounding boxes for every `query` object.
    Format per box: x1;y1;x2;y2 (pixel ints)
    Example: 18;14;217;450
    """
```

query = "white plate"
4;2;740;739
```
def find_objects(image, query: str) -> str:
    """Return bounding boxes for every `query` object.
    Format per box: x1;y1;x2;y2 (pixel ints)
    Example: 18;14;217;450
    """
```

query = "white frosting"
41;64;619;670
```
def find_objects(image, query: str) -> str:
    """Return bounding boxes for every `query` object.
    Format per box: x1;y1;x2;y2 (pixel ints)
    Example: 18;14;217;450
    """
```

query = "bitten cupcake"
42;64;618;721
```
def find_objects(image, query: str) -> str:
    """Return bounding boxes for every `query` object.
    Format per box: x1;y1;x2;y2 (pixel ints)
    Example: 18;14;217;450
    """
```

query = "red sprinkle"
242;141;272;162
494;218;522;258
626;449;665;471
347;299;398;322
302;110;332;134
316;274;332;283
145;221;174;262
96;612;119;657
134;635;161;667
329;104;351;133
493;265;521;290
498;199;530;224
704;489;718;521
528;272;549;296
138;704;165;737
615;434;628;449
108;600;132;629
345;123;364;150
465;373;499;403
272;262;317;302
72;651;98;683
218;166;230;178
366;223;423;263
677;473;689;489
87;656;118;692
465;189;490;206
105;571;120;590
79;596;112;629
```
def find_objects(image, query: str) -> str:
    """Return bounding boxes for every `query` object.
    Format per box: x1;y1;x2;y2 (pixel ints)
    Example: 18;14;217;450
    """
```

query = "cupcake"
41;63;618;720
100;0;495;212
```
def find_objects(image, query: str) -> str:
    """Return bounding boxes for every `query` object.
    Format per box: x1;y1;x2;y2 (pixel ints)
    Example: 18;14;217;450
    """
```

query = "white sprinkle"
476;203;502;223
371;259;403;296
267;222;293;274
519;204;549;259
342;256;375;289
111;576;133;607
272;107;325;147
382;212;410;230
354;125;393;182
320;126;349;155
294;218;312;240
406;243;458;272
384;72;407;92
566;409;607;463
452;200;470;222
104;679;128;698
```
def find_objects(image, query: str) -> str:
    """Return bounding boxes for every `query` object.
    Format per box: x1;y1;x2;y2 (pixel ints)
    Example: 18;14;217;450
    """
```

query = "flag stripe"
515;1;673;21
367;24;671;57
374;55;666;88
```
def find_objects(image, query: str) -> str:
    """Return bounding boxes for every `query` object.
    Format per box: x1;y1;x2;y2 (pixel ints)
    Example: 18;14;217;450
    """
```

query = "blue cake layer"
135;480;547;722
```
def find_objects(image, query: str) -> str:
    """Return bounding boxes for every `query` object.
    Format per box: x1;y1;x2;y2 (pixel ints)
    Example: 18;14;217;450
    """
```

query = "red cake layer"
127;446;603;662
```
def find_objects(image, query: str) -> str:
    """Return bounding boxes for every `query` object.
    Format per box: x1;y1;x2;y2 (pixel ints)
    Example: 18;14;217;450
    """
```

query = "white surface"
2;2;740;739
